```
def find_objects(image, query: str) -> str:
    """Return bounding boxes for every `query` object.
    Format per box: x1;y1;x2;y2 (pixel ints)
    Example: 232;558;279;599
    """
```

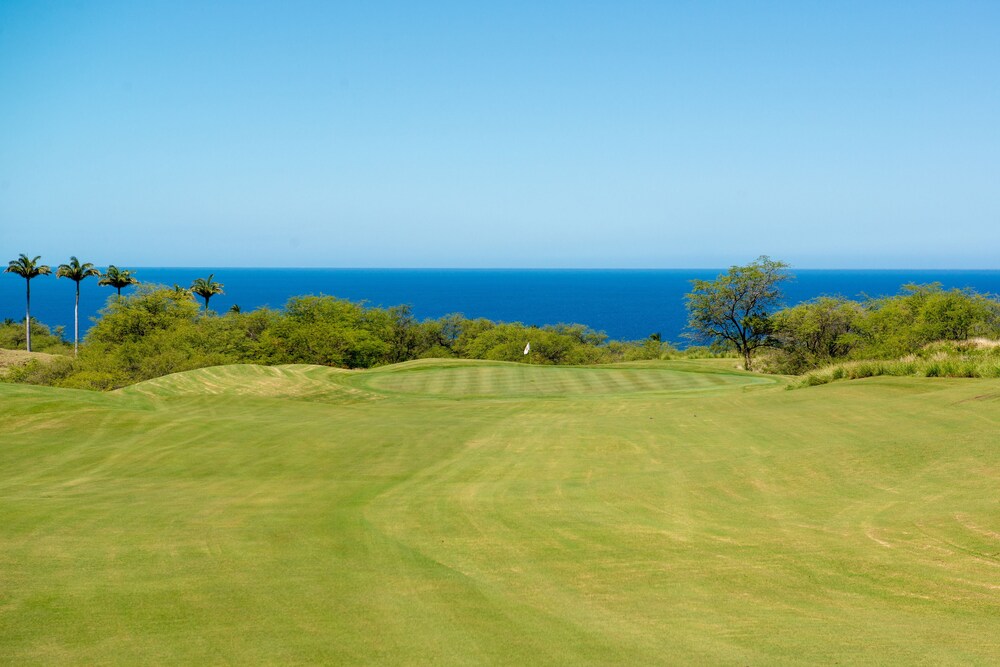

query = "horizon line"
85;265;1000;272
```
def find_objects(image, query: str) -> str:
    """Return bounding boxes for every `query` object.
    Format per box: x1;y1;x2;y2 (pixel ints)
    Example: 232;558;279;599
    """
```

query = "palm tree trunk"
25;279;31;353
74;281;80;357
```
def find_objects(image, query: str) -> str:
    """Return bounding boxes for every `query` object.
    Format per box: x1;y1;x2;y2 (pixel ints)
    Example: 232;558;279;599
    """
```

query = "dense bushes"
767;297;864;374
764;284;1000;375
0;319;71;354
2;286;684;389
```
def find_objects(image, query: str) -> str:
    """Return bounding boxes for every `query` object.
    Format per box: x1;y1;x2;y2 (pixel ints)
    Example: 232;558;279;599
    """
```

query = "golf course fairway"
1;359;998;664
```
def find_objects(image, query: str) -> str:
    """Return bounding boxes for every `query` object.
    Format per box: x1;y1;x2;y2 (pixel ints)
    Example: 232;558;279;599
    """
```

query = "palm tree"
190;274;224;313
56;257;100;356
98;265;139;298
4;254;52;352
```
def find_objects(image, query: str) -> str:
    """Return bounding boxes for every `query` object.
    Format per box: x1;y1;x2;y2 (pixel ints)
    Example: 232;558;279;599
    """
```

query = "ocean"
3;268;999;345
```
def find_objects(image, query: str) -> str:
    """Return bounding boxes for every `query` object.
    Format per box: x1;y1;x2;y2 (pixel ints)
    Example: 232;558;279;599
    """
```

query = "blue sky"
1;1;998;268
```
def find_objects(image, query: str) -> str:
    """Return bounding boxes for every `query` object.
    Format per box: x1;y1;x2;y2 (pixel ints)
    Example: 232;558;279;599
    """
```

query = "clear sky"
1;1;998;268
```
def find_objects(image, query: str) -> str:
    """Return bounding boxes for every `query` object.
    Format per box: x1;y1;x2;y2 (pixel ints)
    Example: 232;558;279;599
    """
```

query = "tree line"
1;284;681;390
6;253;1000;389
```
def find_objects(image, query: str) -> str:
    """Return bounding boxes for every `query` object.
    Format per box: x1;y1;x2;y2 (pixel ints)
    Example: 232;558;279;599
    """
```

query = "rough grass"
797;339;1000;387
1;360;998;664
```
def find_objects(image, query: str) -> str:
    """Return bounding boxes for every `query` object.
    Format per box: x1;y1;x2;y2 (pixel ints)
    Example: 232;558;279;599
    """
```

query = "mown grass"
354;358;776;398
1;360;998;664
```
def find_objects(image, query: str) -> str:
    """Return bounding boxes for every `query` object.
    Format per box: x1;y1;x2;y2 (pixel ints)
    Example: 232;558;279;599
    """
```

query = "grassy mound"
1;360;997;664
120;363;376;404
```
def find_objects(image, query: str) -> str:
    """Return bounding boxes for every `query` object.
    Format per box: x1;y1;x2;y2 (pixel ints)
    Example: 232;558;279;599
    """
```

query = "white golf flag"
523;342;530;355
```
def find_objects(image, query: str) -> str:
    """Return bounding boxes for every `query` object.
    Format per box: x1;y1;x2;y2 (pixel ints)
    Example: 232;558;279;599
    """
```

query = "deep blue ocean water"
3;268;999;345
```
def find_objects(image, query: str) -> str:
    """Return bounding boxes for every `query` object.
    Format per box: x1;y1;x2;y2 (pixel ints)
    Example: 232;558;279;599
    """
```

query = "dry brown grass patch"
0;348;59;371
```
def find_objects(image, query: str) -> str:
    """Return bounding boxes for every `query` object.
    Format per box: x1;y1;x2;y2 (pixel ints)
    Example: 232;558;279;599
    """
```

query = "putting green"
355;358;778;397
1;360;997;664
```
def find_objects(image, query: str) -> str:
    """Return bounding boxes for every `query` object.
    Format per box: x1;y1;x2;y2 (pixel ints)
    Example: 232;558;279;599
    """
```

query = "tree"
98;265;139;298
56;256;100;356
685;256;790;371
190;274;224;312
769;296;864;373
4;254;52;352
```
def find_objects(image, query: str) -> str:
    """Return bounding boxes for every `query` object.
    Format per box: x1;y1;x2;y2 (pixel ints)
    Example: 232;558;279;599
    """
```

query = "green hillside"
1;360;997;664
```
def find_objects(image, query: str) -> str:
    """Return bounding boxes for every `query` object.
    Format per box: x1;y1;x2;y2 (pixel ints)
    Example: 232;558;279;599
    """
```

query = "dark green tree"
190;274;224;312
685;256;790;371
98;265;139;298
56;256;100;356
4;254;52;352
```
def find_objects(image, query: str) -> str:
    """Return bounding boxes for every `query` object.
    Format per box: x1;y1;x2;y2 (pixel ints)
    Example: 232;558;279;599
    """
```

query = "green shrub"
773;284;1000;375
0;320;71;354
2;356;74;386
57;370;120;391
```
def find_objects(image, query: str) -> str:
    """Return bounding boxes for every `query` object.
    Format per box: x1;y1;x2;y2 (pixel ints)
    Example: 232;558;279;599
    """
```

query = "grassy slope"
0;348;59;372
1;360;997;664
